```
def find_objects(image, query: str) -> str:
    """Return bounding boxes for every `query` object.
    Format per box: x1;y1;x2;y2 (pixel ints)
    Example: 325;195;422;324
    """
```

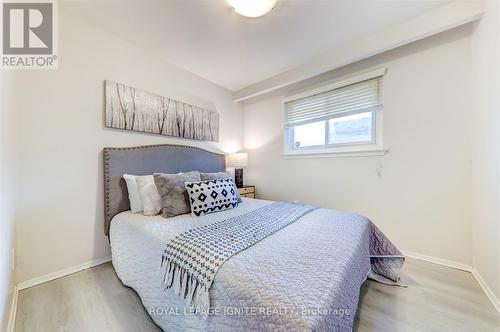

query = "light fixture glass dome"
227;0;278;18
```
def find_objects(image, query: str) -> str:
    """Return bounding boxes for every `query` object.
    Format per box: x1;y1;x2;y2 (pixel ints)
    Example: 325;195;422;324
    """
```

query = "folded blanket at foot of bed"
160;202;404;312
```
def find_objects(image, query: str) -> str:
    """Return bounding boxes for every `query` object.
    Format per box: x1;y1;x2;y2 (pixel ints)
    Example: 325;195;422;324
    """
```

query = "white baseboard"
402;250;472;272
6;256;111;331
17;256;111;291
403;249;499;315
471;268;500;315
6;285;18;332
8;250;499;331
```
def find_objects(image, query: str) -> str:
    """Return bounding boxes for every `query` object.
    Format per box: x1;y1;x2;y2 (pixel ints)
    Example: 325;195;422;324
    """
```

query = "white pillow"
136;175;162;216
123;174;143;213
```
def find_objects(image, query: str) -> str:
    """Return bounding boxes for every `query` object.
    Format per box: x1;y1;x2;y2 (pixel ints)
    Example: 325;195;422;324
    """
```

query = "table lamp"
227;152;248;188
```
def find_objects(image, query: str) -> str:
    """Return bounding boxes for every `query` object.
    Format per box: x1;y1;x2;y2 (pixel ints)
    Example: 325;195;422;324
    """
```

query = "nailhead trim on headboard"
103;144;226;236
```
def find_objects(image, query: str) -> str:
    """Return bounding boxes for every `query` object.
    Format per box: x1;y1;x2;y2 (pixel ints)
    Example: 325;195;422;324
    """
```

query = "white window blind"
285;77;382;127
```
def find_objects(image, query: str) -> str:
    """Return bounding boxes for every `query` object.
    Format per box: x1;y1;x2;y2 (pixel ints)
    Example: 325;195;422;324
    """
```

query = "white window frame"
282;68;388;158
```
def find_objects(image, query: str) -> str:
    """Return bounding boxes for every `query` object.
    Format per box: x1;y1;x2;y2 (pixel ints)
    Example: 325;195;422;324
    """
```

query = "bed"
104;144;404;332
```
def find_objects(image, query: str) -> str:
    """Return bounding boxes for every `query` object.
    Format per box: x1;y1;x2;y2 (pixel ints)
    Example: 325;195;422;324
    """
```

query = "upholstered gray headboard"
103;144;226;235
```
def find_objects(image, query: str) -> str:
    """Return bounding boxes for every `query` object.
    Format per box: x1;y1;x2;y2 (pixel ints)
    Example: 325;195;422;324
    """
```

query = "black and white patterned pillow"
185;179;239;216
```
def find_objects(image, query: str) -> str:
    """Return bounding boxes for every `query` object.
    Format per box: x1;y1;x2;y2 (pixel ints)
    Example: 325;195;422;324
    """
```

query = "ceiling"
62;0;449;91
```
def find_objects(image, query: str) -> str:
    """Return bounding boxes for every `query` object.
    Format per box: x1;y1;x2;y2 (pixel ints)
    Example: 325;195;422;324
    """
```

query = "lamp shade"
227;152;248;167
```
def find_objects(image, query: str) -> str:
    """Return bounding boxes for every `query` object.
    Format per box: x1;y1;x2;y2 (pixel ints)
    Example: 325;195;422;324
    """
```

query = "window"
283;69;386;157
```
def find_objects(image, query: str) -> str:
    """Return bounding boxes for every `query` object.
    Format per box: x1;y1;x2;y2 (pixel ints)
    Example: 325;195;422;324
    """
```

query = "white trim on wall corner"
402;250;472;272
403;250;499;315
17;256;111;291
6;256;111;331
471;268;500;315
233;1;484;102
6;250;499;332
6;286;18;332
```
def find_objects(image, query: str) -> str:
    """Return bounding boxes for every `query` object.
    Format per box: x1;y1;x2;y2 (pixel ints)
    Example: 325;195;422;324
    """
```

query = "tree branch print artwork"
105;81;219;142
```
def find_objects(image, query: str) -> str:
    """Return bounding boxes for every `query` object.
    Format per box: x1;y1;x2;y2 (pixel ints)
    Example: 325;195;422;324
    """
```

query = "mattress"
110;198;373;331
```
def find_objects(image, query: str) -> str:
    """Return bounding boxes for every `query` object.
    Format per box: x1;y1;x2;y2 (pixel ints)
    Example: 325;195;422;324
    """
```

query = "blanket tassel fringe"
161;256;211;313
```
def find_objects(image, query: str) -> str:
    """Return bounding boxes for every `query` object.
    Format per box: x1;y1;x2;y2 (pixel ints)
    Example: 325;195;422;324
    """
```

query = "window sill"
282;148;388;159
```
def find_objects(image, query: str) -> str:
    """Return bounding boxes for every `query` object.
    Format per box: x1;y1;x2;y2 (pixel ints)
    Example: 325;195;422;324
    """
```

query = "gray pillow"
200;171;232;181
154;171;201;218
200;172;242;203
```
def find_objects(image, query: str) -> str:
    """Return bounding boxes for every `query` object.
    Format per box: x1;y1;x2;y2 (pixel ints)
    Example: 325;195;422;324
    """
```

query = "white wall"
470;1;500;303
0;71;16;331
1;8;243;284
1;1;497;314
243;25;474;265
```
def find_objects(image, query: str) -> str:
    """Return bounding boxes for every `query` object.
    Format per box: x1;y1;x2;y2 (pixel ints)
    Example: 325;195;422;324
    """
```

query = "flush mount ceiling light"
227;0;278;18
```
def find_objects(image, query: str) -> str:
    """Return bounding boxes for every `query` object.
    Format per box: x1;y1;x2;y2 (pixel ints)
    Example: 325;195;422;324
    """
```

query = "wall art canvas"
105;81;219;142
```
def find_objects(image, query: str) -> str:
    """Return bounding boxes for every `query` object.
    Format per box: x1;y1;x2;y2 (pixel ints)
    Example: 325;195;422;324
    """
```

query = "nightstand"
238;185;255;198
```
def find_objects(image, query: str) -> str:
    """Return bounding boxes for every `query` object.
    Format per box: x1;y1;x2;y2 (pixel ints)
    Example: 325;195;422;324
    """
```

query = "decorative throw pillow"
123;174;143;213
185;178;239;217
200;171;232;181
154;171;201;218
135;175;162;216
200;172;242;203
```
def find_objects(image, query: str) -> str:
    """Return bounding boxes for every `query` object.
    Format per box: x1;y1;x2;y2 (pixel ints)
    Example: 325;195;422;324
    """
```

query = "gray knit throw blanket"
160;202;317;311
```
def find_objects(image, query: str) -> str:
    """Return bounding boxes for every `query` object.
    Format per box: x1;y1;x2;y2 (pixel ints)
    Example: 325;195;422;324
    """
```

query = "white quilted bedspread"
110;198;374;331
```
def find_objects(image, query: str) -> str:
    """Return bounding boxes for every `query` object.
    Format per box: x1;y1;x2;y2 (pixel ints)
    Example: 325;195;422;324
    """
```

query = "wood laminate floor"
14;258;500;332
